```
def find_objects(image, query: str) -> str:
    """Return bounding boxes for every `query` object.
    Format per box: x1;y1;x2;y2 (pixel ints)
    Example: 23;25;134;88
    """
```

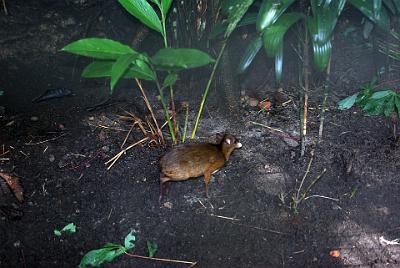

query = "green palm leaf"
237;36;263;73
348;0;390;31
256;0;296;33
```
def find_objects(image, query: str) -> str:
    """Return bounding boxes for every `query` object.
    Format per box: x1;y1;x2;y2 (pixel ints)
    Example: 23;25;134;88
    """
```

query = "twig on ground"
231;222;287;235
135;79;164;145
24;133;67;145
105;137;149;170
124;252;197;267
250;121;299;142
209;213;239;221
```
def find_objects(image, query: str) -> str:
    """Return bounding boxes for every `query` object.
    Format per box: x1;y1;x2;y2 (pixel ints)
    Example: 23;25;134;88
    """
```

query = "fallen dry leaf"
258;99;271;111
329;249;340;258
0;172;24;202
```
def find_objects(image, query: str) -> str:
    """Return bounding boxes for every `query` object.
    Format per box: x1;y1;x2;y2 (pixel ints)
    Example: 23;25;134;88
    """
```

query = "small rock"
248;97;259;107
49;154;55;162
163;202;173;209
30;116;39;122
88;116;94;121
283;137;299;147
101;146;110;153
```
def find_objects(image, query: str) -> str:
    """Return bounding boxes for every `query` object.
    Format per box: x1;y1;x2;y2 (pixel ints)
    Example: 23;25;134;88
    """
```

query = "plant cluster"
338;81;400;139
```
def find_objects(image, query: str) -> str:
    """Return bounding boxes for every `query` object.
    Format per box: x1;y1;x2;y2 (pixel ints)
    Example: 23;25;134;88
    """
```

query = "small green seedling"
147;241;158;258
338;82;400;139
79;231;135;268
54;223;76;236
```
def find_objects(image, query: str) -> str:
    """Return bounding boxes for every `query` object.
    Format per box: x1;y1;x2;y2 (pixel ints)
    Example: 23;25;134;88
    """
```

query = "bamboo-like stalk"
318;56;331;143
300;23;310;157
191;41;227;139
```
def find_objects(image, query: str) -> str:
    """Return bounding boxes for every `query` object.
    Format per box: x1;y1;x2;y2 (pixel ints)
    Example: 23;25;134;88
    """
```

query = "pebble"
30;116;39;122
283;137;299;147
248;97;259;107
163;202;173;209
101;146;110;153
49;154;55;162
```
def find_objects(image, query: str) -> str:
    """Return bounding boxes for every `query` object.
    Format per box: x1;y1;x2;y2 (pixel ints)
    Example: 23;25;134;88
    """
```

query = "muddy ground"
1;1;400;267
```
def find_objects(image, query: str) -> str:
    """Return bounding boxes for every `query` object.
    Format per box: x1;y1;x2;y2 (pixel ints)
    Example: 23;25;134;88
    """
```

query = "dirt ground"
1;1;400;268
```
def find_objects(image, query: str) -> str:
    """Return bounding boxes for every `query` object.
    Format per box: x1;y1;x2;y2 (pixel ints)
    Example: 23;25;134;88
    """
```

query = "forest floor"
1;1;400;267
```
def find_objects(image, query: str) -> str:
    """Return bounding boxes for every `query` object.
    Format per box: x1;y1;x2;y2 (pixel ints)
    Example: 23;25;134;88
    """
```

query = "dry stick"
318;56;332;143
301;22;310;157
24;133;67;146
124;252;197;267
135;79;164;145
105;137;149;170
296;149;314;201
250;121;298;142
121;123;135;149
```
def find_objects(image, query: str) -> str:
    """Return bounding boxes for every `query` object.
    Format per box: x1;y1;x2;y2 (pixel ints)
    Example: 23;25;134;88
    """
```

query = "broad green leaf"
338;93;359;110
161;0;173;17
163;73;178;88
348;0;390;31
263;12;303;57
237;35;263;73
82;60;155;81
384;96;395;117
225;0;254;38
111;54;138;91
393;0;400;13
363;98;385;115
54;230;62;236
208;12;258;39
394;95;400;118
147;241;158;258
79;243;125;268
124;232;136;250
151;48;215;70
220;0;243;16
370;90;393;99
118;0;162;33
61;38;136;60
256;0;296;33
382;0;396;14
128;59;156;80
311;41;332;71
307;0;345;70
373;0;382;19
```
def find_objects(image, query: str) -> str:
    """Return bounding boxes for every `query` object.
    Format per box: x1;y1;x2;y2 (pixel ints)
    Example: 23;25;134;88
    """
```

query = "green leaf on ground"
147;241;158;258
54;223;76;236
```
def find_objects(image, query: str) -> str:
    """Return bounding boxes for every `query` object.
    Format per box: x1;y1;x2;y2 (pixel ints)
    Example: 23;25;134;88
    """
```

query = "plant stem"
318;56;331;143
191;40;227;139
155;77;176;143
301;21;310;157
182;103;189;143
296;149;314;201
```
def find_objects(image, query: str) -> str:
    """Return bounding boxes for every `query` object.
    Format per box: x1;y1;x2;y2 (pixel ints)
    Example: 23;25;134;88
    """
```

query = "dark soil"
1;1;400;268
